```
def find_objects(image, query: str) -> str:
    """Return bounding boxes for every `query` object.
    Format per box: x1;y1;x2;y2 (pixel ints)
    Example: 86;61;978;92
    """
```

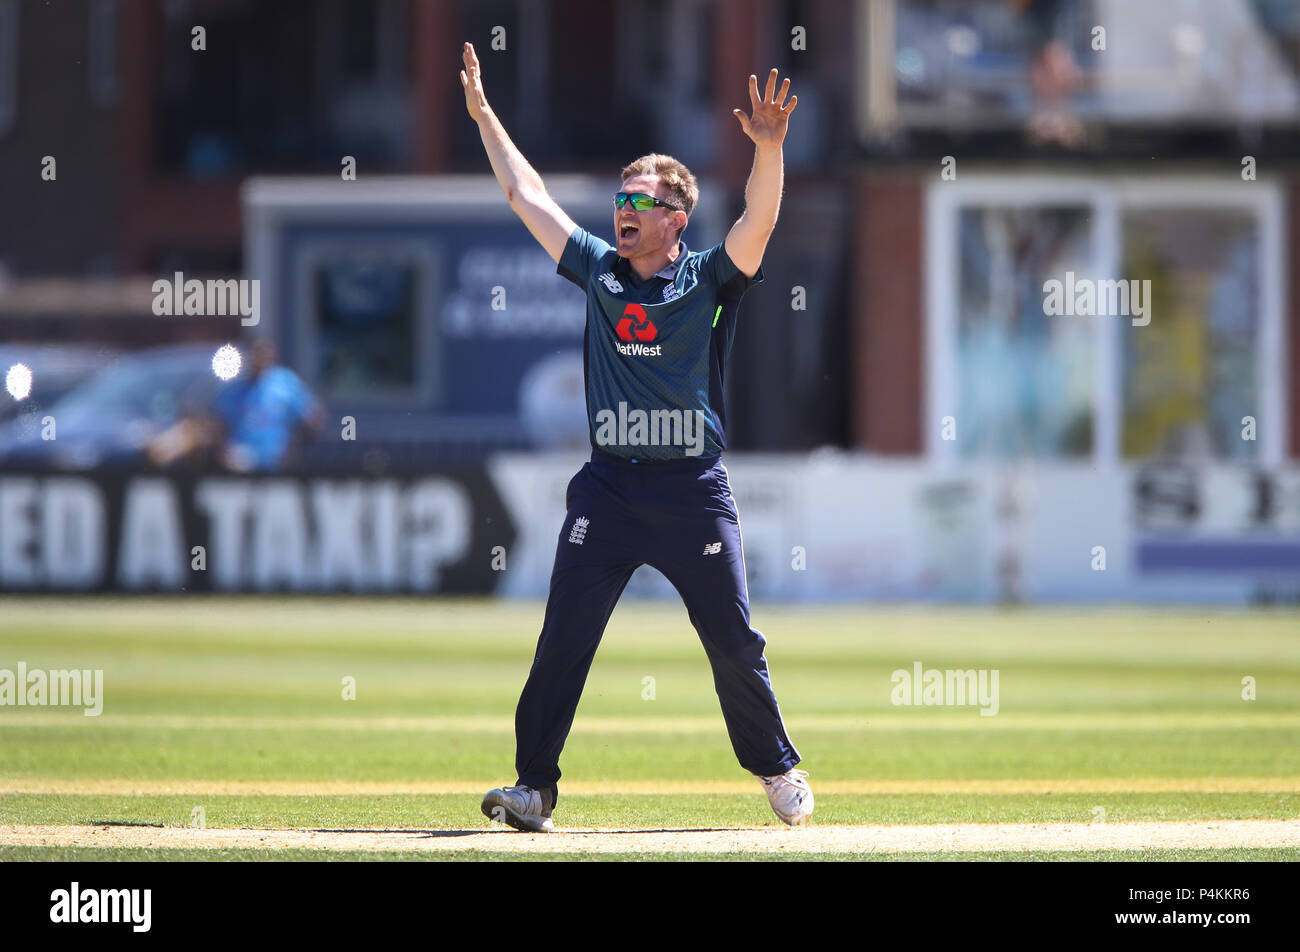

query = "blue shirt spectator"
213;343;323;471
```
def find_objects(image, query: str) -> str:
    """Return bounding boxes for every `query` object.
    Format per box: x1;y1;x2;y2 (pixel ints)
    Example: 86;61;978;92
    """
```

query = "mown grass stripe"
3;777;1298;795
2;712;1297;732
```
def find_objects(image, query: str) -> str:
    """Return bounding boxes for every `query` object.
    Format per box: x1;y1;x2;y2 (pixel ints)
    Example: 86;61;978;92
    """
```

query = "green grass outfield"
1;597;1297;861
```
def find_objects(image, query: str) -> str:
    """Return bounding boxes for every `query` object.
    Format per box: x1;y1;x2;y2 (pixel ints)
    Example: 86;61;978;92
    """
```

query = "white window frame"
925;174;1287;466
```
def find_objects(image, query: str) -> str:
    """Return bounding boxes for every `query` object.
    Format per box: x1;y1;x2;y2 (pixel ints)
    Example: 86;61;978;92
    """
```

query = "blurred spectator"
150;340;324;472
1017;0;1086;147
212;340;325;471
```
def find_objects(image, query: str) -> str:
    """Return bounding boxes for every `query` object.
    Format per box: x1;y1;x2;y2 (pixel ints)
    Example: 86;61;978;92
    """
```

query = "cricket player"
460;41;810;831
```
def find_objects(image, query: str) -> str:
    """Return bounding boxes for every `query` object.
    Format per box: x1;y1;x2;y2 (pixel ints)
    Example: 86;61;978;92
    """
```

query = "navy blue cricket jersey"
557;227;764;461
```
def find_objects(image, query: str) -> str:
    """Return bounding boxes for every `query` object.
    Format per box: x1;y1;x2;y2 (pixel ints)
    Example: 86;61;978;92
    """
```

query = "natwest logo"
616;341;663;356
615;302;657;342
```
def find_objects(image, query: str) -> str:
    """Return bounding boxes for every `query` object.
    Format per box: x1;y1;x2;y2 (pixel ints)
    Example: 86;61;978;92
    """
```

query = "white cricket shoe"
481;784;555;832
760;768;814;826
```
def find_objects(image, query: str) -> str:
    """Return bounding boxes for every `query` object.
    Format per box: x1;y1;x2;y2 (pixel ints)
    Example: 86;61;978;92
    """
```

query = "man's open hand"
732;69;797;149
460;42;489;121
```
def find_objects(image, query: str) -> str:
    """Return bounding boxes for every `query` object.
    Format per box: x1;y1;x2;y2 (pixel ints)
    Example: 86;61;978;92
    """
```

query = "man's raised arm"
724;69;798;278
460;42;577;263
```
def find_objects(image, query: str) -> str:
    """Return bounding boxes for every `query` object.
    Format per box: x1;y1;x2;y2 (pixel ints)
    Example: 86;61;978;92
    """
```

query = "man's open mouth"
619;223;639;240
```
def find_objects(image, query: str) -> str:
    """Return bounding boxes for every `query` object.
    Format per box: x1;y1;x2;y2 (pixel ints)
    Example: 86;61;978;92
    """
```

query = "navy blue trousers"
514;453;801;793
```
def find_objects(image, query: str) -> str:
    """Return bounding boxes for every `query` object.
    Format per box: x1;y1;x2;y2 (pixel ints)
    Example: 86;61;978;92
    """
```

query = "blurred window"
620;0;719;168
294;239;440;408
0;0;17;136
928;177;1284;464
1120;209;1262;461
314;258;418;395
867;0;1300;139
955;205;1095;457
88;0;118;108
155;0;411;177
449;0;721;170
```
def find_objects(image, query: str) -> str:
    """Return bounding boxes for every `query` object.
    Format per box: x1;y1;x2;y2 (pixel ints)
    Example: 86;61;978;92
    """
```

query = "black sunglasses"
613;192;681;212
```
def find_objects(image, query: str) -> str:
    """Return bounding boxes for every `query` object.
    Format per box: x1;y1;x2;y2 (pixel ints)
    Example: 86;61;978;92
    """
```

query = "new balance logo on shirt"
598;273;623;294
703;542;722;556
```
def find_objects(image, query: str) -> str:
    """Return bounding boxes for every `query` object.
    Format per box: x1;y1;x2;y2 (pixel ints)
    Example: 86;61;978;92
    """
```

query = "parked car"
0;344;119;423
0;343;225;469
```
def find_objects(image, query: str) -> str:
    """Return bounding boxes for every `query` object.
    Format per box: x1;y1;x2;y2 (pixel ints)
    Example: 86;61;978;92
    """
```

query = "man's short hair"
620;154;699;234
